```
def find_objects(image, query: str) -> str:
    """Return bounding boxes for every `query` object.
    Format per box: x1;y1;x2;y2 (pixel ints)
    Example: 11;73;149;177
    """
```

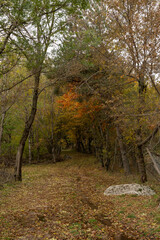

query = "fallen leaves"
0;152;159;239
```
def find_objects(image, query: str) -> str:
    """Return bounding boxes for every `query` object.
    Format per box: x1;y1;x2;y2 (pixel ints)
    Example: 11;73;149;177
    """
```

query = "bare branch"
149;74;160;96
0;73;35;93
39;2;68;17
1;100;16;115
146;148;160;176
0;57;21;76
0;24;16;55
38;79;59;96
138;124;160;147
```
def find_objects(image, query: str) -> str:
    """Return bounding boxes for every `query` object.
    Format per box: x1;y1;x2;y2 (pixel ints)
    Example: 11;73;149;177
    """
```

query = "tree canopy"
0;0;160;182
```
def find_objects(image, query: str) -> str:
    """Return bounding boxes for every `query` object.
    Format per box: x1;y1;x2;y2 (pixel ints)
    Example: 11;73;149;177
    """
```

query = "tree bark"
14;70;41;181
116;125;130;175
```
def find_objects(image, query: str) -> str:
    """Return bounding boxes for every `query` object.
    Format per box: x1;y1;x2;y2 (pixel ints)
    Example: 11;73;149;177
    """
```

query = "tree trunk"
92;126;104;166
130;147;139;173
14;70;41;181
116;125;130;175
52;146;56;163
136;78;147;183
137;145;147;182
0;112;6;155
51;95;56;163
88;137;92;154
95;145;104;167
104;129;111;171
28;131;32;164
35;124;40;162
75;128;84;152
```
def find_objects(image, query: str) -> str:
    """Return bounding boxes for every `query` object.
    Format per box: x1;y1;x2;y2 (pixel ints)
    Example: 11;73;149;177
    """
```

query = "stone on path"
104;183;156;196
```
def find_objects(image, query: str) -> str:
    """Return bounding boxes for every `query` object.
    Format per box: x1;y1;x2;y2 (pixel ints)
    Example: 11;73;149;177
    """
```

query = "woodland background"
0;0;160;182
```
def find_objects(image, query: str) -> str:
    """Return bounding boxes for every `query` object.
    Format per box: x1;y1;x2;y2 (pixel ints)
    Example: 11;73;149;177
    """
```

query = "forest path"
0;153;159;240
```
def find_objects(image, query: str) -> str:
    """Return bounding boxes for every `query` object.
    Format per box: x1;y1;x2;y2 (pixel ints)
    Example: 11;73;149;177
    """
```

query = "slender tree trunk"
136;128;147;183
97;125;105;167
136;78;147;183
130;147;139;173
14;70;41;181
37;147;40;162
51;95;56;163
104;129;111;171
35;124;40;162
92;125;104;166
95;145;104;167
75;128;84;152
136;134;147;183
111;138;118;171
51;146;56;163
0;112;6;155
88;137;92;154
28;131;32;164
137;145;147;182
116;125;130;175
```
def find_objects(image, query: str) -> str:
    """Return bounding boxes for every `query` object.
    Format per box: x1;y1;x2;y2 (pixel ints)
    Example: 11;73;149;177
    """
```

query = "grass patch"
69;222;82;229
88;218;97;224
118;210;125;214
127;214;136;219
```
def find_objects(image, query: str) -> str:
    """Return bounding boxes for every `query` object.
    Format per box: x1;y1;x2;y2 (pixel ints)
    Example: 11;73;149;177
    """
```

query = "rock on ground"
104;184;156;196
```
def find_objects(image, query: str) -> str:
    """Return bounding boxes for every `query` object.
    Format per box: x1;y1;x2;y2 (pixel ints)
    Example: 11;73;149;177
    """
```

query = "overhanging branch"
138;124;160;147
0;72;35;93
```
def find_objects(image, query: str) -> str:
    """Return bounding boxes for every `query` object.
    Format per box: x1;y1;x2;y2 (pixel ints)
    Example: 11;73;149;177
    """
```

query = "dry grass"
0;152;159;239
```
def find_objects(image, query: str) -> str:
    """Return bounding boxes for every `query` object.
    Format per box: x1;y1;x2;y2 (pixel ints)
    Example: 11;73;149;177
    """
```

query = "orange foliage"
58;88;102;121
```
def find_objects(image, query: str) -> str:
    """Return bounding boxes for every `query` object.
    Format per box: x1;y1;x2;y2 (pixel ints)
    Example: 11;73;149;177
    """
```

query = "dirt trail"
0;154;159;239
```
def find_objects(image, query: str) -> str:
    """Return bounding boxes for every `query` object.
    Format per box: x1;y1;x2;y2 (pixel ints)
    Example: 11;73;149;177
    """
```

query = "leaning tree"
1;0;92;181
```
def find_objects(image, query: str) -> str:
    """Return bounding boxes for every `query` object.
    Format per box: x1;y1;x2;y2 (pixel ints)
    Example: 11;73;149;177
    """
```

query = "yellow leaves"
28;89;33;95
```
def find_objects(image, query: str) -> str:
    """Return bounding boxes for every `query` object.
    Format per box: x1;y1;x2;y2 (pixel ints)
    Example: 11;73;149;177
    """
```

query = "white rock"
104;184;156;196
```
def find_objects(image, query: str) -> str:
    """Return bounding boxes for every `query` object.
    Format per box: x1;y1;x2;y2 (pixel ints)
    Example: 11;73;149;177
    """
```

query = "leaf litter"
0;153;159;240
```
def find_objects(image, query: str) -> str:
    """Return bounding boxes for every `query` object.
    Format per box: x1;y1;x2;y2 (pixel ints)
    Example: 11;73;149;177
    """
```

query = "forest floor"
0;152;160;240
